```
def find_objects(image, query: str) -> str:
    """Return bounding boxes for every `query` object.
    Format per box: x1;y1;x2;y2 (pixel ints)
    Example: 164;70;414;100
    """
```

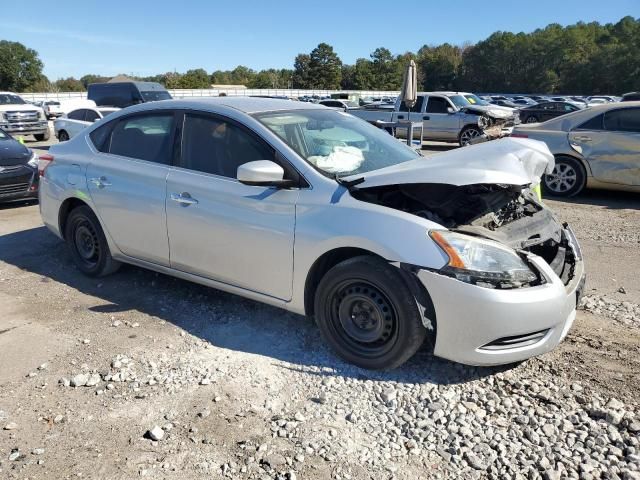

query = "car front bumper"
0;165;39;202
416;246;585;366
0;120;49;135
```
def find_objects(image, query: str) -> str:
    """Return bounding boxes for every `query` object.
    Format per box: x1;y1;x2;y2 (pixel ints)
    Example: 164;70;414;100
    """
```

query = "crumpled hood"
345;137;555;188
462;104;515;118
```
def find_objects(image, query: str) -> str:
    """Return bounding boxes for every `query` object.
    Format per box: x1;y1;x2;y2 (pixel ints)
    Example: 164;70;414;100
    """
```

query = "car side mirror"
237;160;292;187
447;107;455;114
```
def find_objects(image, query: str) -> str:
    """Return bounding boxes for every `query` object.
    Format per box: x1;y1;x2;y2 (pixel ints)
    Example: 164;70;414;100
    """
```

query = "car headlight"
430;230;538;288
27;151;39;168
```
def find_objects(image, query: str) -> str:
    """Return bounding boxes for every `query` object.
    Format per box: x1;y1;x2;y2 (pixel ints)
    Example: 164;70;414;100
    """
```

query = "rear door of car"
164;111;298;300
86;111;178;265
569;107;640;186
64;109;90;138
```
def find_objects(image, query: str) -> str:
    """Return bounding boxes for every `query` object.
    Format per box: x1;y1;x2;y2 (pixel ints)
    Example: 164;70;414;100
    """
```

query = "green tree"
54;77;85;91
370;47;401;89
179;68;210;89
80;74;110;88
0;40;44;92
308;43;342;89
292;54;311;88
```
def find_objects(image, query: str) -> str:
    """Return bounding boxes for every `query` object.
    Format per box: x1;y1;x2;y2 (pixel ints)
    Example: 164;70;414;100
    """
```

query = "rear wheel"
58;130;69;142
65;206;120;277
314;256;427;370
542;156;586;197
524;115;539;124
459;126;483;146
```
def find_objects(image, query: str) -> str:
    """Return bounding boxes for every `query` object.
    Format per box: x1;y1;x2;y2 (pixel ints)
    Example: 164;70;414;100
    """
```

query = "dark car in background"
519;101;583;123
622;92;640;102
88;81;172;108
0;128;39;203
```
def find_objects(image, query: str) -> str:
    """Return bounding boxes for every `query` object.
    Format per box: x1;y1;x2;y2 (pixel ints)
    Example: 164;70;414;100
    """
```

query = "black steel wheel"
314;256;428;370
58;130;70;142
65;205;120;277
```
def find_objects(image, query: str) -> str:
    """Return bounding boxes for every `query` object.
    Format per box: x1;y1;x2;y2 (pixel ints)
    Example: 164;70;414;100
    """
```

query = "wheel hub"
74;224;98;261
545;163;577;193
334;282;394;344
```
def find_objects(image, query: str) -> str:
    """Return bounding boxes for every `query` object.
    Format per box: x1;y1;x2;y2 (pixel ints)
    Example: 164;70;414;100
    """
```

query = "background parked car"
490;99;520;108
0;128;39;202
318;99;359;110
519;101;583;123
511;101;640;196
41;101;64;119
88;81;172;108
54;107;120;141
0;92;49;141
622;92;640;102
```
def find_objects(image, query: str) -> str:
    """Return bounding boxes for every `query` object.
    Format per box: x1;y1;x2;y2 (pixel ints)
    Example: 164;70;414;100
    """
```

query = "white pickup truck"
0;92;50;141
349;91;519;146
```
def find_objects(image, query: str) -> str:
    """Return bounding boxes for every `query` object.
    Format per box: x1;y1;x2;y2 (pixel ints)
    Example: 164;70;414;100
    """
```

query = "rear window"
108;114;174;164
140;91;172;102
577;114;604;130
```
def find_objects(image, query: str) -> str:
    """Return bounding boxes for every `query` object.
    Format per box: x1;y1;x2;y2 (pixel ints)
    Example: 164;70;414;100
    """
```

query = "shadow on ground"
0;225;515;386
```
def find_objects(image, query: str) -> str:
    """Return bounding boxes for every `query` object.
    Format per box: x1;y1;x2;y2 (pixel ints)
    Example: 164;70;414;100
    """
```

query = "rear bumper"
417;248;585;366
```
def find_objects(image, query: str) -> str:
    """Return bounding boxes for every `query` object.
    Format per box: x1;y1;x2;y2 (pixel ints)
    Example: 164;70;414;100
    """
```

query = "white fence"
19;89;401;102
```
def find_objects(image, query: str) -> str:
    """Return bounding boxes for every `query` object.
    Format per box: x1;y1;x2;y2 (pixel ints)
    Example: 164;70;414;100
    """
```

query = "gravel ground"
0;144;639;479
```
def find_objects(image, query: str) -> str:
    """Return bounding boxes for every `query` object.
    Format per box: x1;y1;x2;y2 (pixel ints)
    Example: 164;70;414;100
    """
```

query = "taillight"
38;153;54;177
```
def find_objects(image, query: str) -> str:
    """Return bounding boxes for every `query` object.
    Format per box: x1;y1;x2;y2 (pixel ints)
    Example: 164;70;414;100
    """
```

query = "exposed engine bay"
352;183;577;288
465;107;519;139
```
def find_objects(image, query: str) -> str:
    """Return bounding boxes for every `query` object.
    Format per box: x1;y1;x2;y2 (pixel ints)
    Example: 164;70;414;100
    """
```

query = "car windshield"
0;94;26;105
255;109;420;177
46;101;60;106
463;94;490;106
449;95;470;108
0;129;9;139
140;91;172;102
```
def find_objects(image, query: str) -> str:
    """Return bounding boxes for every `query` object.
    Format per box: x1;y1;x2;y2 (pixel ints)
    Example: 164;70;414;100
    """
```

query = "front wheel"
524;115;539;124
459;126;483;146
34;130;50;142
542;156;587;197
314;256;427;370
65;206;121;277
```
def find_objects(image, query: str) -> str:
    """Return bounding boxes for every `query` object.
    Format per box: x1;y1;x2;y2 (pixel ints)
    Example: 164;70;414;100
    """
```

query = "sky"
2;0;638;80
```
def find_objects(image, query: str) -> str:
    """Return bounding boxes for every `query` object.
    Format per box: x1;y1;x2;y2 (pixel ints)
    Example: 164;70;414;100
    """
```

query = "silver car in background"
39;98;584;370
512;101;640;196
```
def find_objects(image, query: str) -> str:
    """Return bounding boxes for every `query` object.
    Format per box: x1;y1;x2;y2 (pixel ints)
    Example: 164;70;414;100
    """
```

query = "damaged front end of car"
345;138;583;293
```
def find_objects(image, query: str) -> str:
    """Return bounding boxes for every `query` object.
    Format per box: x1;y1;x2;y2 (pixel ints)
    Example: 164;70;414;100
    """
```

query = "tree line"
1;16;638;95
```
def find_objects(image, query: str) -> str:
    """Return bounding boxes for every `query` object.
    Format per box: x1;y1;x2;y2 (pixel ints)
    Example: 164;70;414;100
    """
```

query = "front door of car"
423;96;460;140
86;112;177;266
569;108;640;186
165;113;298;300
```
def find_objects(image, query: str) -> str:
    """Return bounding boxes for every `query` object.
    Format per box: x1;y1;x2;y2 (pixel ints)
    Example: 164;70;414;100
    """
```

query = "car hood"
345;137;555;188
0;103;43;113
0;136;31;166
461;104;515;118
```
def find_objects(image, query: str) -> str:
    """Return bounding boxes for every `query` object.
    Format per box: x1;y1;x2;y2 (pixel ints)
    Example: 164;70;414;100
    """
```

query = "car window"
425;97;450;114
180;114;275;178
399;96;424;112
108;113;174;164
68;109;86;121
89;122;113;152
563;104;577;112
85;110;100;122
576;114;604;130
604;108;640;133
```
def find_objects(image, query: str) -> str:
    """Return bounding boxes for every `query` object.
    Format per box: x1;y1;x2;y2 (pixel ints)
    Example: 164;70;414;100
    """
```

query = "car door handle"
423;116;430;120
89;176;111;188
170;192;198;206
573;135;592;142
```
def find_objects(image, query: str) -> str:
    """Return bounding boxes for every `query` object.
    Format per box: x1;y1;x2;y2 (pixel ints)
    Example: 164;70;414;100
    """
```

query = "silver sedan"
512;101;640;196
38;98;584;370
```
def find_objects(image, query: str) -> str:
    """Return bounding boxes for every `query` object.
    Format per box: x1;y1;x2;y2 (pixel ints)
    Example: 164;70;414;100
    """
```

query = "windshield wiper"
334;173;365;189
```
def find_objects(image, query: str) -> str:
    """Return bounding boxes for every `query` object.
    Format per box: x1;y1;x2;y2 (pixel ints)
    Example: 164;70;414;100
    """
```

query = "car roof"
128;97;327;114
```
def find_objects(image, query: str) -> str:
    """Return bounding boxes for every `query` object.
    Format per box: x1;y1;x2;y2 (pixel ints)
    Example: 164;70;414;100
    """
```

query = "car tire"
542;156;587;197
65;205;121;277
458;125;483;146
524;115;539;124
34;129;50;141
58;130;70;142
314;255;427;370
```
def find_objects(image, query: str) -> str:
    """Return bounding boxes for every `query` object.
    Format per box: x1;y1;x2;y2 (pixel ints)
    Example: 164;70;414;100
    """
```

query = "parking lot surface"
0;136;639;479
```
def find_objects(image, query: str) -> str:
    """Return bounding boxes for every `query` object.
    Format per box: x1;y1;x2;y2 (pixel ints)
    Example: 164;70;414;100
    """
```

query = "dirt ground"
1;143;639;478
